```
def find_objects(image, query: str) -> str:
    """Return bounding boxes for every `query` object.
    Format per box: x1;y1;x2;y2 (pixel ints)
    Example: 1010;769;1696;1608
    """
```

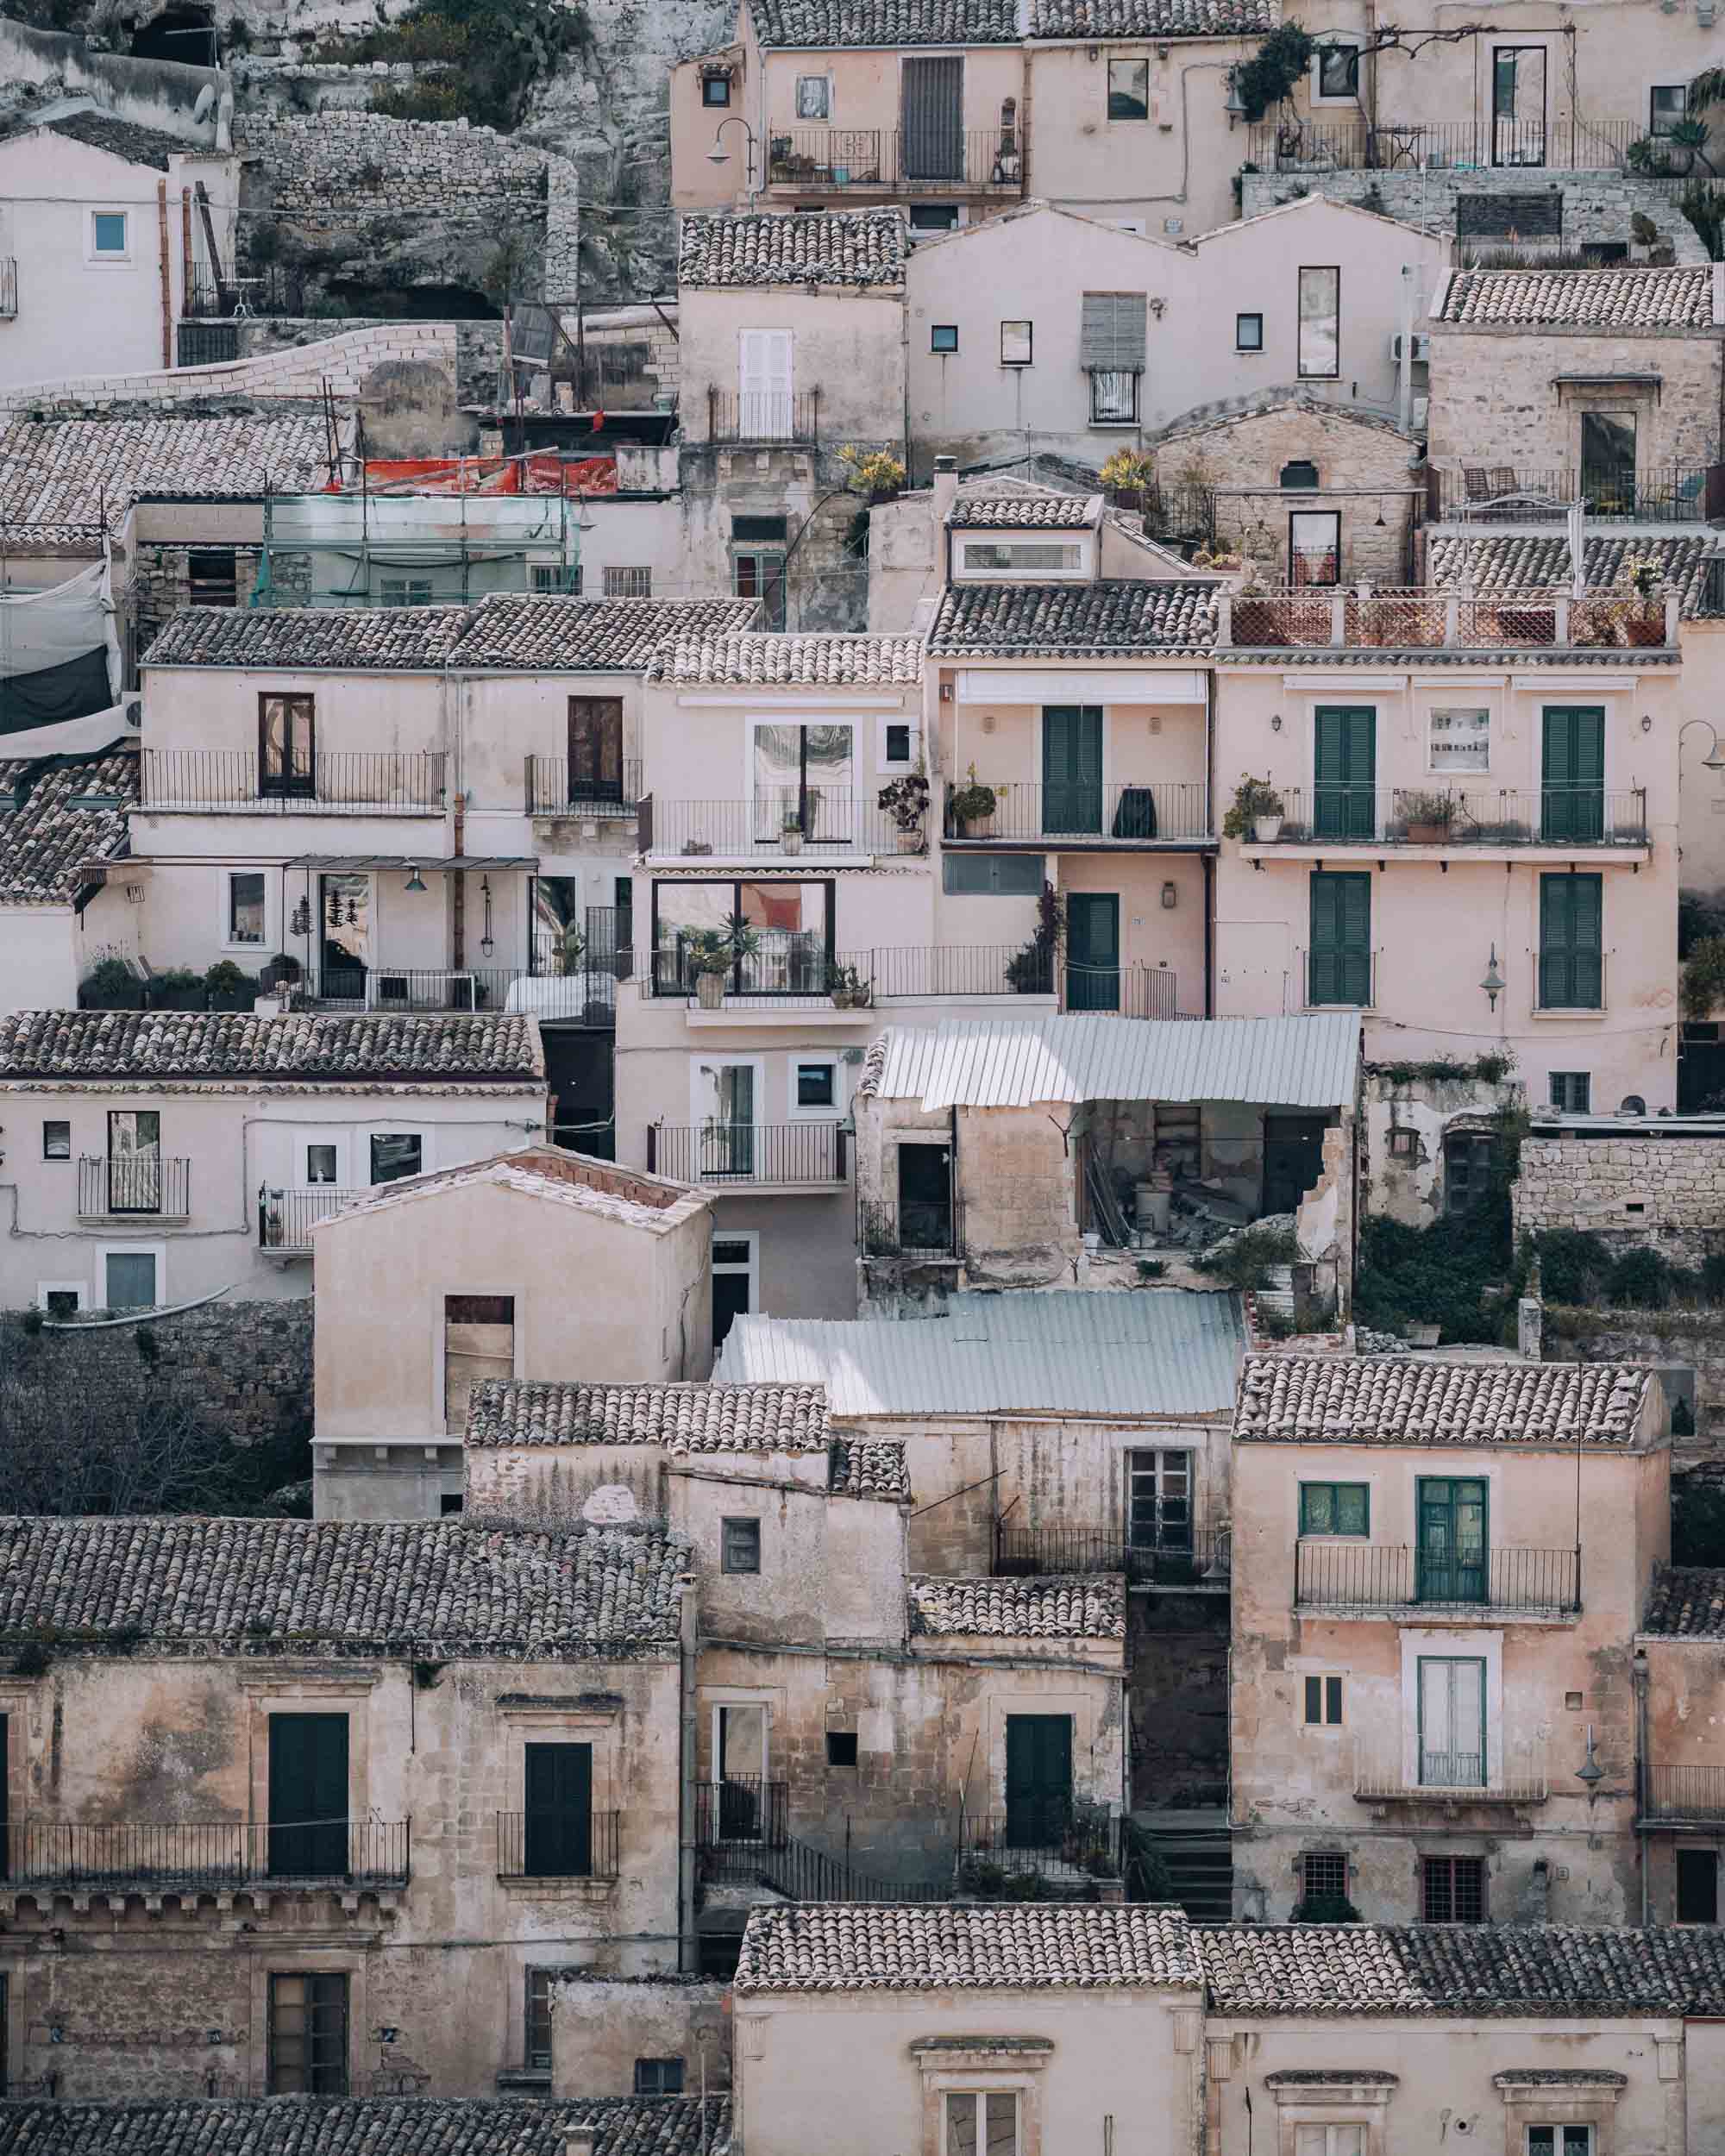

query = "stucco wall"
1366;1068;1523;1226
552;1974;731;2099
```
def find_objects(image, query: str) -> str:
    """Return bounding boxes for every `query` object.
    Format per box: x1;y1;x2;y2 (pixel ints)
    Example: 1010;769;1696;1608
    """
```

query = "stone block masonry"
240;111;549;221
1515;1132;1725;1269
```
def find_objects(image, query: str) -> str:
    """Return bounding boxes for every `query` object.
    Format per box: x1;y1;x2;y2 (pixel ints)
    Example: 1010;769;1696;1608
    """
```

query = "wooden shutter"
1540;873;1603;1008
268;1714;349;1877
738;329;794;438
1309;871;1371;1006
568;697;624;802
524;1740;593;1876
1541;705;1605;841
1080;292;1148;372
1313;705;1375;838
1005;1714;1073;1843
902;54;963;180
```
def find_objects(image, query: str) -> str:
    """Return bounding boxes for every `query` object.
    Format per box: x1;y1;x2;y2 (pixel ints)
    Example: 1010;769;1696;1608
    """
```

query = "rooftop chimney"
932;454;958;530
564;2126;598;2156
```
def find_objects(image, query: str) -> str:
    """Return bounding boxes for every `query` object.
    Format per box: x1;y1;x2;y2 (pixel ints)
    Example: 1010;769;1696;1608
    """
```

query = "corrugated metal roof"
862;1013;1361;1111
713;1290;1244;1419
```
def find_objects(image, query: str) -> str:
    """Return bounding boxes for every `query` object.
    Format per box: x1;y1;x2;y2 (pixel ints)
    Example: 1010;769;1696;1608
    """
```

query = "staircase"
1130;1808;1233;1922
700;1830;949;1904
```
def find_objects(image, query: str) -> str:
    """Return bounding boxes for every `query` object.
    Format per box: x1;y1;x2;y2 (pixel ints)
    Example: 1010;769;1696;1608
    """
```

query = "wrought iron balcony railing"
0;1817;409;1887
693;1778;790;1849
858;1195;966;1262
956;1806;1120;1884
1431;464;1719;524
495;1810;621;1881
310;964;617;1022
1641;1765;1725;1823
1354;1737;1549;1805
643;792;900;856
1249;787;1647;849
1221;588;1673;651
994;1523;1230;1584
525;756;643;815
767;125;1026;194
77;1156;191;1219
1295;1541;1581;1614
1245;115;1643;174
943;780;1213;844
648;943;1047;1005
699;388;824;446
648;1122;848;1187
141;749;448;812
258;1185;366;1252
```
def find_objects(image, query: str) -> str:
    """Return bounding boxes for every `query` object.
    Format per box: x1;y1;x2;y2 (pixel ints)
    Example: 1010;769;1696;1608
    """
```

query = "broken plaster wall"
1368;1070;1524;1227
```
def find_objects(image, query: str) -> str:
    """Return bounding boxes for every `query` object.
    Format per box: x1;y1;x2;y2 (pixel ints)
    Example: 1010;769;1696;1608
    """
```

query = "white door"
739;329;794;440
1419;1655;1486;1787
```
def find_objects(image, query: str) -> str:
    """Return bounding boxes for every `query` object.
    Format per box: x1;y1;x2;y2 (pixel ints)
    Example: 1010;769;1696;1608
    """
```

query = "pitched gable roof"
908;1573;1126;1638
0;2101;731;2156
144;604;475;671
927;580;1219;655
750;0;1019;40
7;110;201;171
950;492;1100;530
1235;1356;1654;1447
0;1011;543;1085
0;749;135;906
0;416;331;536
1030;0;1275;32
1437;266;1716;329
1642;1566;1725;1638
737;1903;1201;1991
648;632;922;685
678;209;906;288
466;1379;831;1454
1425;532;1715;620
320;1146;710;1234
451;594;761;670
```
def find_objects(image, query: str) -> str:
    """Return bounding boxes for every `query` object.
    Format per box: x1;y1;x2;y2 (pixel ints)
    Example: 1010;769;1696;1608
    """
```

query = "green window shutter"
1541;707;1604;841
1540;873;1603;1008
1310;871;1371;1006
1314;706;1376;838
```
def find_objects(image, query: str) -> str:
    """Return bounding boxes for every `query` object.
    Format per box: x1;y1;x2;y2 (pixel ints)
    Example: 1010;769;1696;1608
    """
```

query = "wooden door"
268;1714;349;1877
524;1740;593;1876
1005;1714;1072;1847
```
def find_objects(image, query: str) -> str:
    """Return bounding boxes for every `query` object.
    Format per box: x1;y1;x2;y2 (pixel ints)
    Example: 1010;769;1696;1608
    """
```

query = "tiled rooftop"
1426;532;1716;619
678;209;907;288
1642;1566;1725;1638
1437;266;1716;329
950;492;1098;530
144;603;474;671
0;416;331;535
1235;1357;1653;1448
750;0;1019;40
451;594;761;669
649;632;923;685
828;1437;912;1501
907;1573;1126;1639
1199;1922;1725;2017
928;580;1220;655
0;1517;687;1658
0;2102;731;2156
22;110;202;170
1030;0;1276;32
0;1011;543;1085
323;1148;709;1234
466;1379;831;1454
0;749;136;906
737;1903;1201;1991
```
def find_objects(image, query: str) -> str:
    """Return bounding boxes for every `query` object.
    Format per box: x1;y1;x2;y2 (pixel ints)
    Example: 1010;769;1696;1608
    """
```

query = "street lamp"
1679;718;1725;772
706;116;760;206
1480;945;1504;1011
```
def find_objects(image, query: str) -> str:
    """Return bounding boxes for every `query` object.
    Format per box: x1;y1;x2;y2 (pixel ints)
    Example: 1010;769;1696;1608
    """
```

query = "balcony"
1245;787;1648;855
1640;1765;1725;1826
311;964;618;1023
1295;947;1380;1013
183;265;310;320
647;1121;848;1188
526;756;643;816
693;1778;790;1849
767;126;1025;196
1354;1739;1550;1808
859;1195;965;1263
1220;588;1674;652
77;1156;191;1219
1;1818;410;1890
943;780;1213;849
1295;1542;1581;1617
258;1185;366;1253
1245;116;1642;174
648;943;1057;1009
1430;465;1721;525
495;1810;621;1882
140;750;448;814
699;388;824;446
994;1523;1230;1588
956;1806;1120;1893
643;793;900;857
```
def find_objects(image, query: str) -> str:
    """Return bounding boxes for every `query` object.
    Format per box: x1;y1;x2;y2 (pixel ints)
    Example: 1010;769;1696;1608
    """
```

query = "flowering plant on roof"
1100;448;1154;492
838;444;906;500
1617;551;1665;599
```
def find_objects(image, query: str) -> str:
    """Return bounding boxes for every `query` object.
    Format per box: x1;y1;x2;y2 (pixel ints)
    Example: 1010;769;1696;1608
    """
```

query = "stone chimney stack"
564;2124;598;2156
932;454;958;530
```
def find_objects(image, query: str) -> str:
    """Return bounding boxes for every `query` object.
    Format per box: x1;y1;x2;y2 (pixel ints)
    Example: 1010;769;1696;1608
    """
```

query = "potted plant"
838;443;907;505
877;771;929;852
1007;882;1063;994
1401;789;1456;844
260;952;302;994
1618;552;1667;645
149;966;207;1012
1100;446;1154;510
204;960;258;1012
781;808;805;857
826;962;874;1011
686;931;734;1009
1221;774;1286;843
557;924;587;978
78;954;147;1011
949;765;998;839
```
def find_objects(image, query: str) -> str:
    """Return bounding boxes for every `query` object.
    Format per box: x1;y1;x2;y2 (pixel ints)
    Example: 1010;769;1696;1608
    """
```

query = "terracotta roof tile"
145;604;475;671
1642;1565;1725;1638
649;632;922;684
1426;532;1714;619
0;1518;687;1658
467;1380;831;1453
828;1438;911;1500
950;493;1098;530
452;595;761;669
907;1572;1126;1638
928;580;1219;655
0;1010;543;1084
1235;1355;1652;1447
0;110;199;170
1030;0;1275;33
1438;266;1716;329
737;1903;1200;1991
678;210;906;288
0;749;135;905
0;2102;730;2156
750;0;1018;40
0;417;330;535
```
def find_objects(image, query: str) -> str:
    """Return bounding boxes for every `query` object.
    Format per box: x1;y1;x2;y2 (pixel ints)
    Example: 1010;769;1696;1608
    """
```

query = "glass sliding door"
696;1059;758;1177
752;722;854;849
107;1108;161;1213
317;874;371;1000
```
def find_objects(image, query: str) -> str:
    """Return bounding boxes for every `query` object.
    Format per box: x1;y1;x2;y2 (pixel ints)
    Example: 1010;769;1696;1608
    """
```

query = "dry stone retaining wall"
1515;1132;1725;1269
3;322;458;416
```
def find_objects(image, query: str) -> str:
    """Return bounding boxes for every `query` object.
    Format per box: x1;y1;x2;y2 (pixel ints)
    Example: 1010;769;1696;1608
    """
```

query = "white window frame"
97;1242;166;1311
955;538;1090;581
1525;2131;1596;2156
943;2090;1022;2156
35;1281;87;1314
712;1226;758;1319
709;1695;773;1786
300;1136;348;1188
877;713;919;772
794;72;832;121
221;867;272;953
602;566;653;599
690;1054;766;1140
787;1051;842;1121
1310;37;1363;107
86;209;132;265
1427;705;1493;776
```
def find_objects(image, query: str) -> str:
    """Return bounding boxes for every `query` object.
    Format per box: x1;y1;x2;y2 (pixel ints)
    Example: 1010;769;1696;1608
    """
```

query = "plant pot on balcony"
781;824;805;856
1625;610;1665;648
696;970;728;1010
894;825;925;853
1253;816;1283;843
1405;821;1446;844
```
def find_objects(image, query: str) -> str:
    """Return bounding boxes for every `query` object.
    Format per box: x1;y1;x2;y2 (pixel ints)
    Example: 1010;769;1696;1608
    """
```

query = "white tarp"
0;557;121;739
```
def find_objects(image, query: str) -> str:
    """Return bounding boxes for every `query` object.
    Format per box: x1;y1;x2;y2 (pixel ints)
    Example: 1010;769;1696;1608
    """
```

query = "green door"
524;1740;593;1876
1308;871;1371;1006
1417;1477;1488;1606
268;1714;349;1878
1313;705;1376;839
1067;893;1120;1011
1005;1714;1073;1847
1539;873;1603;1009
1541;705;1604;842
1042;706;1103;835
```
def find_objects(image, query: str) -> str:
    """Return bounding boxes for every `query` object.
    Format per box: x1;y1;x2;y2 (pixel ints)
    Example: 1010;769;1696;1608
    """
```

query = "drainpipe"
157;178;172;369
1202;665;1216;1016
451;789;466;968
1634;1644;1651;1925
678;1573;699;1972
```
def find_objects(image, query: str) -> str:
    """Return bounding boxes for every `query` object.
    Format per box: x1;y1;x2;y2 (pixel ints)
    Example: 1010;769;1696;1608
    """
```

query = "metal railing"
693;1778;790;1849
1222;588;1673;650
258;1185;366;1251
184;265;310;319
77;1156;191;1219
1246;115;1643;173
701;387;822;445
1355;1737;1549;1805
645;793;898;856
526;756;643;814
944;780;1212;844
956;1807;1120;1883
495;1810;622;1881
311;965;617;1021
141;749;448;812
1295;1541;1581;1614
1431;464;1719;524
859;1195;965;1262
1297;947;1380;1012
1250;787;1647;849
0;1818;409;1887
1066;963;1182;1020
0;258;15;319
994;1523;1231;1583
648;1122;848;1186
648;943;1046;1004
1642;1765;1725;1822
767;126;1025;193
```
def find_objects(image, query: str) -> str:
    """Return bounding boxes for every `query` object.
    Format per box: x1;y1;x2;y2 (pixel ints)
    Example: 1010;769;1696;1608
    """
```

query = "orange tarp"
355;454;618;497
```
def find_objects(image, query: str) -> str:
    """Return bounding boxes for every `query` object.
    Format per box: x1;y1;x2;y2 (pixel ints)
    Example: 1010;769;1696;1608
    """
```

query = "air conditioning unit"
1389;332;1432;363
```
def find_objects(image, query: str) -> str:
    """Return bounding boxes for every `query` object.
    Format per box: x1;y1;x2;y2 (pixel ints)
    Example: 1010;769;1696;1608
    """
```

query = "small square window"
604;566;653;599
370;1133;423;1184
42;1120;70;1161
1299;1482;1369;1537
1089;369;1138;424
1429;706;1490;774
795;1061;837;1110
42;1288;81;1318
1550;1071;1591;1113
796;74;830;119
305;1144;338;1184
722;1517;762;1574
635;2058;686;2095
440;1493;465;1515
1302;1849;1348;1902
1303;1674;1345;1727
909;204;959;233
1314;42;1360;99
1000;319;1032;367
884;722;912;766
1235;312;1264;352
228;869;267;945
91;212;128;256
1107;56;1149;121
931;324;959;354
826;1730;859;1766
531;561;581;593
702;73;731;108
1422;1852;1486;1923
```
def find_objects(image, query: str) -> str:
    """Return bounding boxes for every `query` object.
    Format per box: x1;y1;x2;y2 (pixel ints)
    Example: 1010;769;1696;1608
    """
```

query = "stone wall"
1129;1594;1229;1808
1515;1132;1725;1269
3;322;458;416
1239;169;1709;266
1367;1069;1523;1227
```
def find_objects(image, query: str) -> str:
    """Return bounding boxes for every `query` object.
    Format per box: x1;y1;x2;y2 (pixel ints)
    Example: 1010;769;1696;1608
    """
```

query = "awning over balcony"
284;854;540;872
